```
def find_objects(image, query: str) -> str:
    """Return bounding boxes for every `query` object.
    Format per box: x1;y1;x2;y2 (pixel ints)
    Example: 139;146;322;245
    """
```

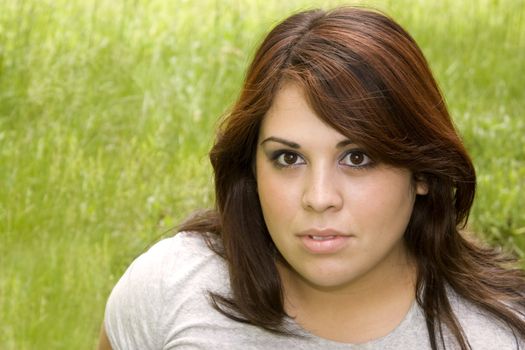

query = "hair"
180;6;525;349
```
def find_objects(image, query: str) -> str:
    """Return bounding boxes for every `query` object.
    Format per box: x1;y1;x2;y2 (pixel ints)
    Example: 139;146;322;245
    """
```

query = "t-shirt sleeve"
449;289;525;349
104;238;176;350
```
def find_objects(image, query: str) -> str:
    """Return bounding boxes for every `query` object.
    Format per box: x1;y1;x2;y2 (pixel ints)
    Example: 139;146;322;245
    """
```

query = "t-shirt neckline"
284;298;420;347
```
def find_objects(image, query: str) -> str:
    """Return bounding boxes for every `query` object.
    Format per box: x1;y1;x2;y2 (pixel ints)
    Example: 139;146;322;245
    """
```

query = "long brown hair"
180;7;525;349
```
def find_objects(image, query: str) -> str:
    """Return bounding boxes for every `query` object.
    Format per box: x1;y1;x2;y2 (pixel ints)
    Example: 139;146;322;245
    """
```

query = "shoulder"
103;231;227;350
108;231;222;303
447;289;524;349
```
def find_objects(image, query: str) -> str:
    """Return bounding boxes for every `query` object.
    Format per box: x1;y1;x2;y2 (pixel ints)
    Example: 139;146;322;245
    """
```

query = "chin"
295;265;362;291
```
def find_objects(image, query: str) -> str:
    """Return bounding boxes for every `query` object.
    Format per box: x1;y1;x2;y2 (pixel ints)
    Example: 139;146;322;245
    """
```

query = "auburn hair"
180;7;525;349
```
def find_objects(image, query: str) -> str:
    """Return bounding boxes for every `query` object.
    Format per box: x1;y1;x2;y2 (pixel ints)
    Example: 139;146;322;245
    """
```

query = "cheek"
347;174;415;232
258;172;294;216
256;162;300;228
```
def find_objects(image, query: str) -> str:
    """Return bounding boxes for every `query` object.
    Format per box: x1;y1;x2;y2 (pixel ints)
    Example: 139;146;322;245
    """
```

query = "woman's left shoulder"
448;289;524;349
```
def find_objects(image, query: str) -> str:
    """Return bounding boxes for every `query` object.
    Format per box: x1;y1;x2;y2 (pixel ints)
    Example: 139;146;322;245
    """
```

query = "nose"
301;166;343;213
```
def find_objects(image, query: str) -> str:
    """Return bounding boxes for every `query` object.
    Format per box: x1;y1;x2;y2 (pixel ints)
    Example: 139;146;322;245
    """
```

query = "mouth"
297;229;354;254
297;228;351;238
308;234;339;241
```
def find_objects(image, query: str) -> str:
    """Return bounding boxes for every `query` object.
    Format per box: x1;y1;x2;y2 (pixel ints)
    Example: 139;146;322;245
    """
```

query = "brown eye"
283;153;298;164
340;151;372;167
349;152;364;165
274;151;305;167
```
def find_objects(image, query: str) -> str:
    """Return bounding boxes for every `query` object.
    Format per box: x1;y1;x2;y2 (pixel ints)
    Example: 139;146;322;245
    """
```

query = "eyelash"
270;150;305;169
270;149;375;170
339;149;374;169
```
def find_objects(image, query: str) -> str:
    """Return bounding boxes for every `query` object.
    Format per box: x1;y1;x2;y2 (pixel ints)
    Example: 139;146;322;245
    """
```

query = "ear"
414;173;429;195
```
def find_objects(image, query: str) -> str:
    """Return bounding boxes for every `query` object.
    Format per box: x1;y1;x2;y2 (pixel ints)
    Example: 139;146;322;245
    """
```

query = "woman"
99;6;525;349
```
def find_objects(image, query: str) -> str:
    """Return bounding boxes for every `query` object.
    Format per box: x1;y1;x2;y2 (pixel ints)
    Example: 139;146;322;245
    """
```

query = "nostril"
302;184;343;212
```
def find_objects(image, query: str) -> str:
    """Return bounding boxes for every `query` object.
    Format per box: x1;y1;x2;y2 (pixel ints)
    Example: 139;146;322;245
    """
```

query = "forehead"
259;83;348;144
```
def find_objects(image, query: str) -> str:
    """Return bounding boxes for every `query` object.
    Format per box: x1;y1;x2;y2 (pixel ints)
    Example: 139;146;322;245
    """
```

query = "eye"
273;151;306;167
340;150;372;168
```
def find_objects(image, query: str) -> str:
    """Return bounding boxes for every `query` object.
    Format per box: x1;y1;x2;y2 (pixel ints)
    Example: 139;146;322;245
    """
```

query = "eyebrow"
260;136;353;149
260;136;300;148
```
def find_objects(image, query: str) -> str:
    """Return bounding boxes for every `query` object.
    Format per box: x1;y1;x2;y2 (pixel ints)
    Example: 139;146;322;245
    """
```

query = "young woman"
98;6;525;350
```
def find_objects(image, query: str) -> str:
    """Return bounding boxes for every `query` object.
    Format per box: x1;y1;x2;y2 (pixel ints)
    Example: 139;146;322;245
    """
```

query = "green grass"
0;0;523;348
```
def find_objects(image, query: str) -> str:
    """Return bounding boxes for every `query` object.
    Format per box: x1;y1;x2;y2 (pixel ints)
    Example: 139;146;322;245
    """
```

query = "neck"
278;248;417;343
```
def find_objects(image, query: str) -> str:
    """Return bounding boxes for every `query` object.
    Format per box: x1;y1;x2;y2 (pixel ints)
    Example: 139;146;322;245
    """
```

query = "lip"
297;229;354;254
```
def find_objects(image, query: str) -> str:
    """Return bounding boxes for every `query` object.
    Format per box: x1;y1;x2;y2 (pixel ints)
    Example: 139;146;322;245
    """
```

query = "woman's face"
255;83;428;292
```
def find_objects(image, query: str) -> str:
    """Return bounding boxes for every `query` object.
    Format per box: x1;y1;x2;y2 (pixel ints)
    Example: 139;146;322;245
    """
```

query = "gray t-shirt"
104;232;523;349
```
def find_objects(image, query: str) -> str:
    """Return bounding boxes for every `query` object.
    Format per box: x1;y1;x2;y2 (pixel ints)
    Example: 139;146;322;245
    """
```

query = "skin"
97;326;112;350
256;83;428;343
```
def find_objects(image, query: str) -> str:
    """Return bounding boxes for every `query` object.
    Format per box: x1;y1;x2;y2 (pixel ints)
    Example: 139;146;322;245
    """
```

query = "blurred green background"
1;0;523;348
